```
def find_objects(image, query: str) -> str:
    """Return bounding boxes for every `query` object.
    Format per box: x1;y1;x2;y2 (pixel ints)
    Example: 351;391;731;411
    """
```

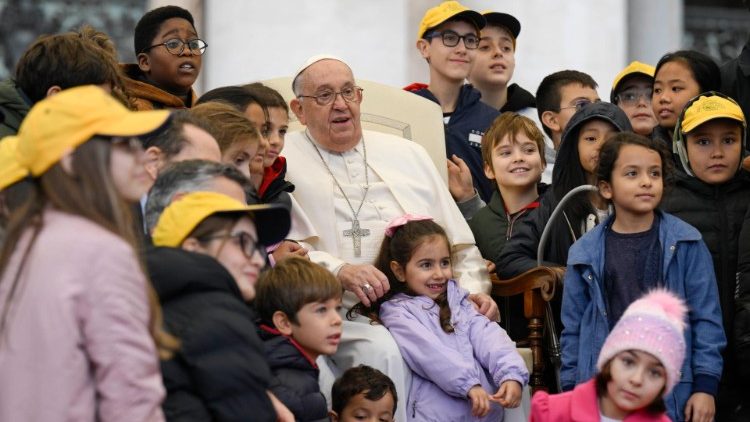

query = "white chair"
261;76;448;183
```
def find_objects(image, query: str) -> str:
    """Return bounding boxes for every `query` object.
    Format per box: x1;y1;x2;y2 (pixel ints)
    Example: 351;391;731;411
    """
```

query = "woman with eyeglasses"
610;61;658;137
0;86;171;421
148;191;292;421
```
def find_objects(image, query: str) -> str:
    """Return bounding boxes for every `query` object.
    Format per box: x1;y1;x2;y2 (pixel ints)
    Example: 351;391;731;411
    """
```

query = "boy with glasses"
610;61;658;137
123;5;206;110
535;70;600;185
406;1;500;204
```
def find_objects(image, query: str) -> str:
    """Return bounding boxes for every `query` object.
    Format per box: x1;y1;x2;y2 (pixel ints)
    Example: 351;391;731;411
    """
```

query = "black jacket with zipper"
146;246;276;422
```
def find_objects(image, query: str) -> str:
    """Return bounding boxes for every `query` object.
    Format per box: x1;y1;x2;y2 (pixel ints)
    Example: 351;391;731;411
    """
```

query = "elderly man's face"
291;59;363;152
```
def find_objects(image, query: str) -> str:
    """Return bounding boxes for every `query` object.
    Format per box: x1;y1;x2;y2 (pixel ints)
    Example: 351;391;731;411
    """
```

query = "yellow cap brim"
98;109;171;138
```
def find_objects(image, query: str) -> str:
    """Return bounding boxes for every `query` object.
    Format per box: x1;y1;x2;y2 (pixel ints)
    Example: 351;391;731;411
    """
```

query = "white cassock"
285;129;490;421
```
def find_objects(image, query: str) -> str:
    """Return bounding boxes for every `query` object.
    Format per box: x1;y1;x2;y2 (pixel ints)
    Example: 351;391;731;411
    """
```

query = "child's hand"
467;385;491;417
684;392;714;422
490;380;522;408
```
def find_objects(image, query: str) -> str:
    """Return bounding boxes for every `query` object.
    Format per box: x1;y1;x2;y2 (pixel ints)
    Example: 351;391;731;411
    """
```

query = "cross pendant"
343;219;370;257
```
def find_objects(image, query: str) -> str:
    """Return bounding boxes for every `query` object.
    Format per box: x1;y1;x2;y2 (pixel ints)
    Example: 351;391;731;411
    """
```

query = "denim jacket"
560;210;725;421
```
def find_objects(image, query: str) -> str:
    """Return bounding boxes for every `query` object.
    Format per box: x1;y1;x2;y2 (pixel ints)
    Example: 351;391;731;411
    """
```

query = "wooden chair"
490;266;564;392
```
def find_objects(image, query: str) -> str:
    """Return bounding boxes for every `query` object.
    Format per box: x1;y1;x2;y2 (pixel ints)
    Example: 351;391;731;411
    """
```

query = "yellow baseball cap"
610;61;656;102
0;136;29;190
16;85;170;176
152;191;291;248
417;1;485;40
681;94;746;133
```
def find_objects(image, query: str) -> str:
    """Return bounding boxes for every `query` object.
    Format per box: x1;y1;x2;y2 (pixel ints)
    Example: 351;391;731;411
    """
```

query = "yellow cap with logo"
152;191;291;248
0;136;29;190
681;94;746;133
16;85;170;176
417;1;485;40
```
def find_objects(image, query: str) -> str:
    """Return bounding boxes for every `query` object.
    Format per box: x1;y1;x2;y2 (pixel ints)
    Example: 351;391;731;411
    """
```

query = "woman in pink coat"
0;86;172;421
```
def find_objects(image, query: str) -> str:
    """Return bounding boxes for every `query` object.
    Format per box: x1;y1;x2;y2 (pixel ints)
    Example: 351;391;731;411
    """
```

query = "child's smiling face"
391;234;452;300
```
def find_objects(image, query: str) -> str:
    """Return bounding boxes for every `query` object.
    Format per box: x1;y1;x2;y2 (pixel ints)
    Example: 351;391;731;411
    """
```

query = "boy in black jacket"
255;257;344;422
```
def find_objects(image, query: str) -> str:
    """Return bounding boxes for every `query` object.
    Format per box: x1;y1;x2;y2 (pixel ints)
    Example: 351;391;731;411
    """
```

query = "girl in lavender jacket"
350;214;528;421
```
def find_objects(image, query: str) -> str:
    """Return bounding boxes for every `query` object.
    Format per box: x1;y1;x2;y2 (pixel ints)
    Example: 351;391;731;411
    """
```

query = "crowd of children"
0;1;749;421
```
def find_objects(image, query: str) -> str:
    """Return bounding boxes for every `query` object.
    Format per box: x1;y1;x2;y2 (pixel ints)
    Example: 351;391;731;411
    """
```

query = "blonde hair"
189;102;259;153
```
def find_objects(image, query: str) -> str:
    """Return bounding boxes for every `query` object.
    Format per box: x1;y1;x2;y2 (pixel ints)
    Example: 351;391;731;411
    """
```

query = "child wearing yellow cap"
0;85;171;421
661;92;750;420
406;1;500;204
611;61;658;137
148;190;291;421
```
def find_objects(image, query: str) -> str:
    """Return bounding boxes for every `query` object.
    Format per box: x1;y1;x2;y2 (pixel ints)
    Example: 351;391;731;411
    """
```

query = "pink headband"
384;213;433;237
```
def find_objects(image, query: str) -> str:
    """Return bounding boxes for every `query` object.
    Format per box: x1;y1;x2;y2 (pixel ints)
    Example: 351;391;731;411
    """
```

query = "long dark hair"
544;101;632;265
654;50;721;95
349;219;454;333
0;138;178;358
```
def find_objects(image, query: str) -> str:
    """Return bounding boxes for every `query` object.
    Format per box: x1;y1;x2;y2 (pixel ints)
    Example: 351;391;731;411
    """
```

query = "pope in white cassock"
284;54;496;422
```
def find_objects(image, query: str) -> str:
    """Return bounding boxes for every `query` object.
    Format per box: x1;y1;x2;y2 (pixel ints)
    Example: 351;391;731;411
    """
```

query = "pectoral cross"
343;219;370;257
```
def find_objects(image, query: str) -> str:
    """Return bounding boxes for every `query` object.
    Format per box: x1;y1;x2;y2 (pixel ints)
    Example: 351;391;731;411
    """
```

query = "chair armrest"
490;266;564;392
490;266;563;302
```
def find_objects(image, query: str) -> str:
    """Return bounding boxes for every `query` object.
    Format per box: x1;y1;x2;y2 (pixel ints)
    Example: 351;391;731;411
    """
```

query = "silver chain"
304;130;370;220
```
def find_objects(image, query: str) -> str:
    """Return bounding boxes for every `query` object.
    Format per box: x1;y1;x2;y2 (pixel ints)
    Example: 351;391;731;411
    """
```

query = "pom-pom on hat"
596;289;687;396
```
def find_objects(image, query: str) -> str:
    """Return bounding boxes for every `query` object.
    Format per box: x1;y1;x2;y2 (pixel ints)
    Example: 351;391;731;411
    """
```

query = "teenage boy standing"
406;1;499;203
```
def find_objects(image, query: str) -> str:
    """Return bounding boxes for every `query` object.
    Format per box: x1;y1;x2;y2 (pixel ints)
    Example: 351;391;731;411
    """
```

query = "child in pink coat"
531;289;686;422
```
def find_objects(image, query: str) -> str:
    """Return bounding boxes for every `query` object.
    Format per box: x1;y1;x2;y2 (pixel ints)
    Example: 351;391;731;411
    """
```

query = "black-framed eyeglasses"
615;88;653;106
202;231;266;260
297;86;363;106
143;38;208;56
559;99;598;112
424;30;480;50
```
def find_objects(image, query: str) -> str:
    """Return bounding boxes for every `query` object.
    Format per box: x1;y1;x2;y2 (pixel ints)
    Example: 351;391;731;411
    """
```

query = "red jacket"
530;379;671;422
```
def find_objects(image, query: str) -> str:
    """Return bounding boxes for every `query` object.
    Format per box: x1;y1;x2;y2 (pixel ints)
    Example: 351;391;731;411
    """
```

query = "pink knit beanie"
596;289;687;395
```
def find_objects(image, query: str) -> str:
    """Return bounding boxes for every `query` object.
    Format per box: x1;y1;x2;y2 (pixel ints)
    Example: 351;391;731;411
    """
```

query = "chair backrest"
262;76;448;182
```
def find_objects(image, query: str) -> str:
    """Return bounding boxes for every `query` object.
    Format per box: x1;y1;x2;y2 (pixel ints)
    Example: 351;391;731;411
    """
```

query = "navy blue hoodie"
406;83;500;201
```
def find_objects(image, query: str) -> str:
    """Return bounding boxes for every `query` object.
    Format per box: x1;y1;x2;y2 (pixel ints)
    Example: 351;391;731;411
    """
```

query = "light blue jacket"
381;280;528;422
560;211;726;421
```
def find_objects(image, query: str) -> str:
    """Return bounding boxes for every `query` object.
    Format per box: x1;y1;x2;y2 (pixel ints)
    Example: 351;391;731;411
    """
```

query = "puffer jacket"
257;325;328;422
661;169;750;390
407;83;500;202
146;246;276;422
